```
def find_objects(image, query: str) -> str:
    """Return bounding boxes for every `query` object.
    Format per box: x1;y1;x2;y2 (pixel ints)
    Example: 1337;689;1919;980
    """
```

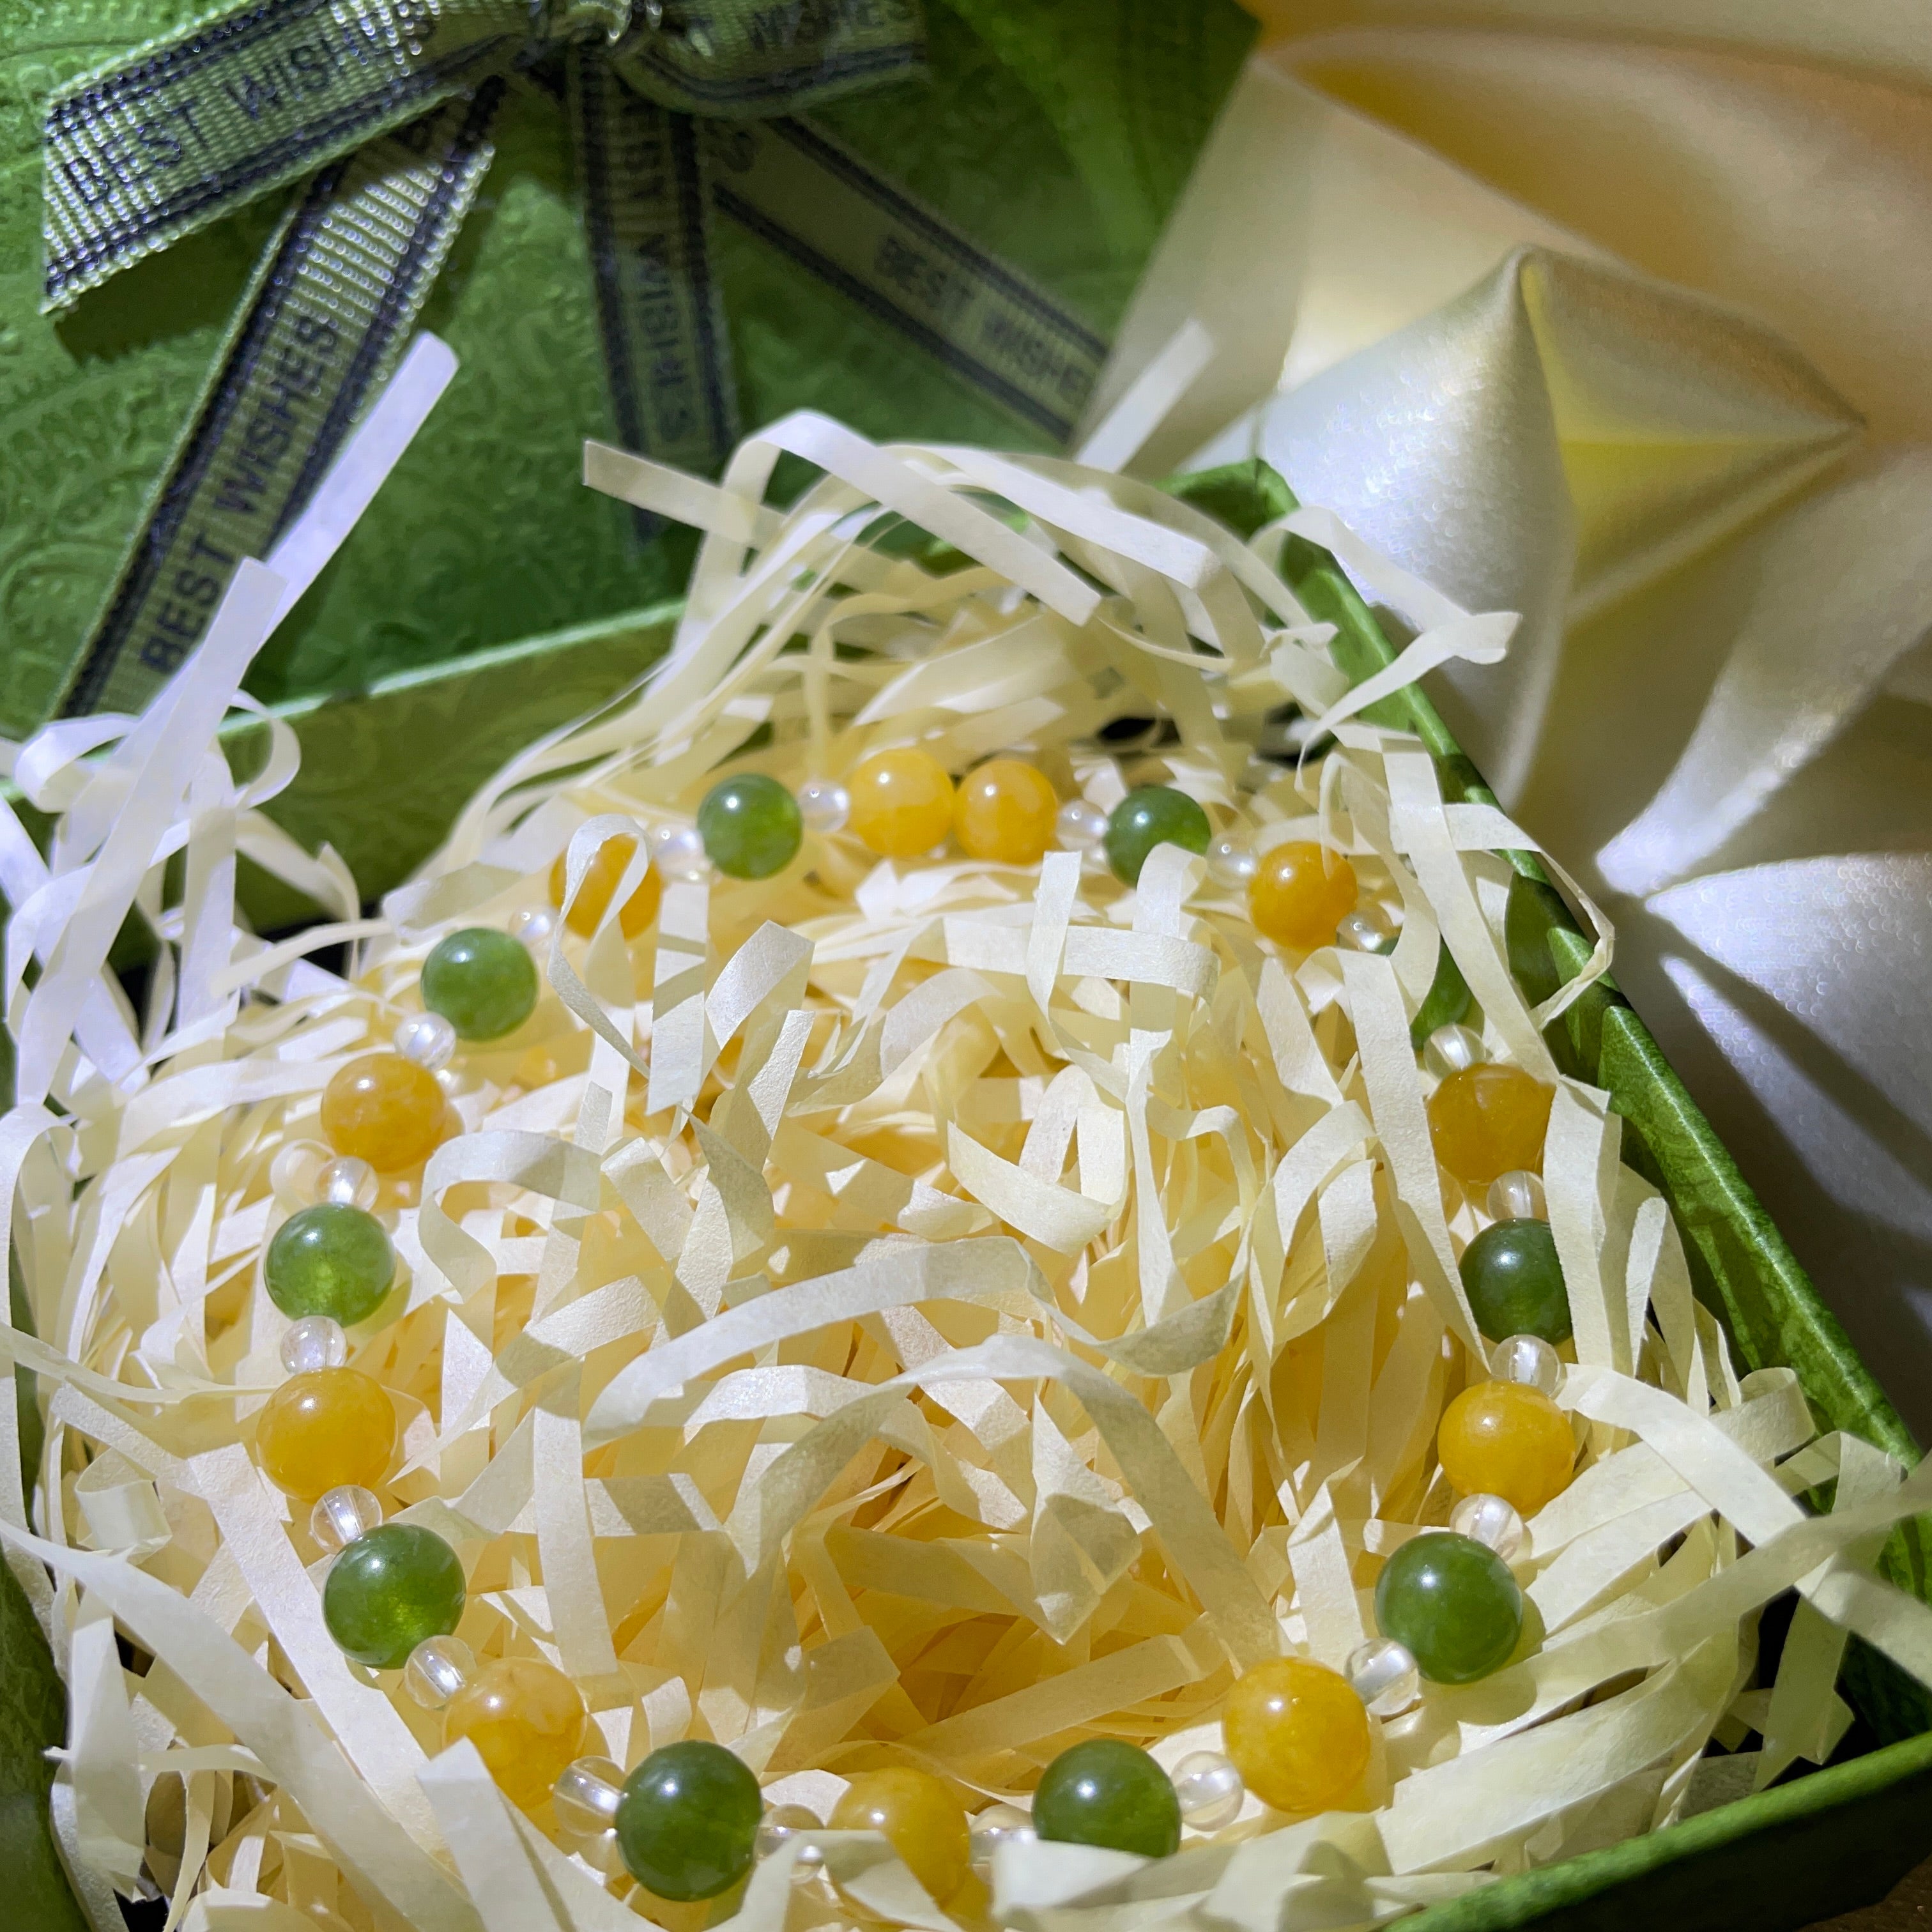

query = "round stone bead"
1451;1491;1527;1562
404;1634;475;1709
847;749;955;859
1032;1739;1181;1859
1055;799;1108;852
1427;1063;1554;1188
697;774;804;880
953;758;1059;864
1170;1751;1245;1830
321;1054;447;1174
1345;1637;1421;1719
553;1756;624;1839
969;1803;1034;1875
1222;1657;1370;1816
797;778;852;835
1487;1169;1547;1223
420;926;539;1042
1438;1379;1575;1517
1492;1332;1565;1398
446;1656;589;1814
1375;1533;1524;1685
394;1011;457;1071
549;836;661;939
321;1522;466;1669
615;1740;762;1901
1248;842;1358;950
256;1368;396;1497
309;1483;383;1554
316;1156;378;1209
1104;787;1211;888
279;1315;348;1375
265;1203;394;1326
1206;836;1258;890
831;1767;970;1904
1459;1218;1571;1344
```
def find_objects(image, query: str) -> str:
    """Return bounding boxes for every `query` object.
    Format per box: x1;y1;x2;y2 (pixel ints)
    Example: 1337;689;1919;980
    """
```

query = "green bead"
1460;1218;1572;1344
420;926;537;1041
1374;1531;1522;1685
1032;1739;1180;1859
264;1204;394;1326
1408;942;1473;1049
615;1741;762;1901
1104;786;1210;888
321;1524;465;1670
698;774;803;880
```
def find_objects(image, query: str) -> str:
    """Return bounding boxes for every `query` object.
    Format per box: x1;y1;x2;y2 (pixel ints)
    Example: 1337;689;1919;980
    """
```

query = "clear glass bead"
651;823;709;882
578;1827;627;1876
1486;1169;1548;1222
402;1634;475;1709
1055;799;1108;852
1170;1750;1244;1830
1450;1491;1527;1562
553;1755;624;1837
757;1802;825;1864
1423;1023;1486;1079
508;905;557;951
1491;1331;1565;1398
1206;836;1257;889
309;1483;382;1553
316;1156;379;1210
280;1314;348;1375
968;1802;1034;1874
797;779;852;835
394;1011;457;1072
1336;908;1396;954
1346;1636;1422;1718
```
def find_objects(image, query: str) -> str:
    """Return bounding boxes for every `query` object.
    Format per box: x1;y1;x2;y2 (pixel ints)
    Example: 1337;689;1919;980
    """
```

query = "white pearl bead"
553;1756;625;1837
1206;836;1257;889
969;1802;1034;1874
1451;1491;1527;1562
1170;1750;1244;1830
316;1156;378;1209
652;823;708;881
403;1634;475;1709
509;905;556;951
1486;1170;1547;1222
758;1802;825;1864
1423;1023;1485;1078
280;1315;348;1375
1492;1332;1564;1397
309;1484;382;1553
394;1011;456;1071
1346;1637;1421;1717
1055;799;1108;852
1336;909;1395;954
797;779;851;835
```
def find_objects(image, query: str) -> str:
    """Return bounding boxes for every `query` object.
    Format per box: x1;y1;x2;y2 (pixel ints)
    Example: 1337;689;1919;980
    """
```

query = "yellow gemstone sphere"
256;1368;397;1497
953;758;1059;864
1438;1380;1575;1517
321;1053;447;1174
1427;1064;1553;1188
847;749;955;859
445;1656;588;1813
830;1767;970;1905
549;836;661;939
1222;1657;1372;1815
1248;843;1359;950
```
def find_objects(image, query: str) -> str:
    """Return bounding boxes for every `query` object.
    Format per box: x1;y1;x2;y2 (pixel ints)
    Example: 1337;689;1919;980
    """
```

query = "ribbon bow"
42;0;1111;716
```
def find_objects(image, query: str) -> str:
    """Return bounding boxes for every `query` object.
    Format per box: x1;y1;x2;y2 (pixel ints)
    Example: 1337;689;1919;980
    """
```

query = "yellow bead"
1427;1064;1552;1188
1438;1380;1575;1516
953;758;1059;864
321;1054;447;1174
256;1368;396;1497
1222;1657;1371;1815
549;837;661;939
847;749;954;859
1248;843;1358;950
445;1657;588;1814
830;1767;970;1905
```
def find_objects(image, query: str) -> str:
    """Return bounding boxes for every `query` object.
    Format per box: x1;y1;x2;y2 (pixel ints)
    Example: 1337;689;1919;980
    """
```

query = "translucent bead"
321;1054;447;1173
1492;1332;1565;1398
1336;908;1395;954
549;836;661;939
394;1011;457;1071
404;1633;475;1709
1459;1218;1571;1344
1345;1637;1422;1719
847;749;955;859
697;774;804;880
508;905;557;951
1487;1170;1547;1222
831;1767;970;1904
256;1367;397;1497
279;1315;348;1375
554;1756;625;1838
953;758;1059;864
1374;1532;1523;1685
1105;786;1211;888
447;1656;589;1813
321;1522;465;1670
1206;836;1257;890
309;1483;383;1554
266;1203;394;1326
756;1802;824;1862
316;1155;378;1209
1055;799;1108;852
1427;1063;1554;1188
1451;1492;1527;1563
650;823;709;882
1438;1380;1575;1517
579;1828;627;1877
1423;1023;1485;1078
1032;1740;1179;1859
420;927;539;1042
615;1741;762;1901
1221;1657;1371;1816
1248;842;1358;949
797;779;852;835
969;1802;1034;1875
1170;1750;1244;1830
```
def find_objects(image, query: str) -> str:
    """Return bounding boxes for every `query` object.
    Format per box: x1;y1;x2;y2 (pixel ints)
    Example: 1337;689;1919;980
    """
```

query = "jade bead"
1459;1218;1572;1344
1374;1532;1522;1685
420;927;538;1041
697;774;803;880
322;1523;466;1670
615;1740;762;1901
264;1203;394;1326
1032;1739;1180;1859
1103;786;1210;888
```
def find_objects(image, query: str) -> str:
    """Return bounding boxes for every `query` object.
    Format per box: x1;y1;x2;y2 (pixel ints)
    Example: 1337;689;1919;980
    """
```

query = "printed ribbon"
43;0;1112;716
